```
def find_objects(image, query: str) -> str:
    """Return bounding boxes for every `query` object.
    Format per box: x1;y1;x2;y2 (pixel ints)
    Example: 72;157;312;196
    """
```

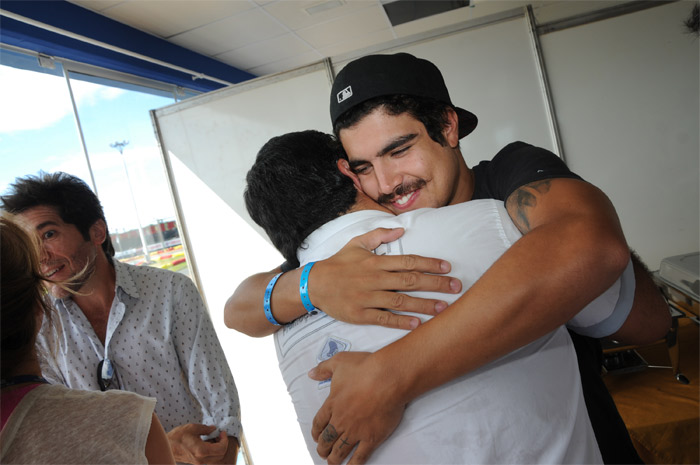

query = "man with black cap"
226;53;670;464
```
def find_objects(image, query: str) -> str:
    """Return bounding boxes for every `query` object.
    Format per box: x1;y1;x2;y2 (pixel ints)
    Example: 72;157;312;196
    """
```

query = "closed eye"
390;146;410;158
351;164;372;176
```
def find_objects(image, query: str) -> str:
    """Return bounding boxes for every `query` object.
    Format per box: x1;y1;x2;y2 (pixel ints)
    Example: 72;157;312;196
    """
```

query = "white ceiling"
67;0;631;78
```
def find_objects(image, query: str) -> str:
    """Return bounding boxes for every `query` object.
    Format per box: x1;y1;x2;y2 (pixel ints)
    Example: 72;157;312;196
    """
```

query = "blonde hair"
1;214;57;379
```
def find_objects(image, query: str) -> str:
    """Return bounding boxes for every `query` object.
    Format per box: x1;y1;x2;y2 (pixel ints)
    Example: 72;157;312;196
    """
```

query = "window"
1;46;191;276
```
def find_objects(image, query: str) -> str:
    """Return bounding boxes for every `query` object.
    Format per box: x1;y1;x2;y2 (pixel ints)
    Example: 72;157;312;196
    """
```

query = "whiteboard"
540;1;699;268
153;61;333;465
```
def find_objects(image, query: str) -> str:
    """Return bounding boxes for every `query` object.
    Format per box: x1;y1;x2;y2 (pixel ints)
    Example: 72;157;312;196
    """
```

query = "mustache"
377;179;426;205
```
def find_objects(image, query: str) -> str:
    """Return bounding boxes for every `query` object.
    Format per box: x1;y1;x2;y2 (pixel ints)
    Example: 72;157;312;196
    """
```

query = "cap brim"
456;107;478;139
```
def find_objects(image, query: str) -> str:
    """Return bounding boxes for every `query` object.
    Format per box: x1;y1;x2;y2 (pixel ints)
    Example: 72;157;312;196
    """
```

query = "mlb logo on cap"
329;53;477;138
337;86;353;104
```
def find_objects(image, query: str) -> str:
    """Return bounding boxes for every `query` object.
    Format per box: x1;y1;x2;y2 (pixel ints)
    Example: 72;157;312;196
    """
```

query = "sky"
0;63;177;233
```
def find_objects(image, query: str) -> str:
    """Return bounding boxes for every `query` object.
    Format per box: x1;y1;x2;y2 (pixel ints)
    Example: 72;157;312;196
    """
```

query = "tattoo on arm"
506;180;552;233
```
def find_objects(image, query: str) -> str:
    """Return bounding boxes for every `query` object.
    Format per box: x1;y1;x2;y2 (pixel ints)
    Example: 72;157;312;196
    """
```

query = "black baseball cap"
330;53;478;138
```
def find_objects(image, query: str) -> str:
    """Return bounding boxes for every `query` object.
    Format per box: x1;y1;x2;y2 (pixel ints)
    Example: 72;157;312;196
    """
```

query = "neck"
73;253;116;319
4;352;43;382
449;149;475;205
347;191;395;215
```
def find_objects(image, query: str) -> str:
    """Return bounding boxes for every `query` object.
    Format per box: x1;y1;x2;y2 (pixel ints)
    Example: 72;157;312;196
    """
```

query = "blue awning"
0;0;256;92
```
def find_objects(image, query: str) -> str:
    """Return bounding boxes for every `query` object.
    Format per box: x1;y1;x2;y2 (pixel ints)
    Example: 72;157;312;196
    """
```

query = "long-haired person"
0;215;174;464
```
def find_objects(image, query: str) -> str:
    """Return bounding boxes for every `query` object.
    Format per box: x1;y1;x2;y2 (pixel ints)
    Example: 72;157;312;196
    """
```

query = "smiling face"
338;108;473;213
16;205;101;299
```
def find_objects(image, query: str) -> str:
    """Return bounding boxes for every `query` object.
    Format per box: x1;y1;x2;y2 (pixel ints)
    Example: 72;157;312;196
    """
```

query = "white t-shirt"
1;384;154;463
276;199;604;464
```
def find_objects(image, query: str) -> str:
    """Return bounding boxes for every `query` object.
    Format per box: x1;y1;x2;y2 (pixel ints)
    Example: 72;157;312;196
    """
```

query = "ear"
444;108;461;148
89;219;108;246
337;159;363;191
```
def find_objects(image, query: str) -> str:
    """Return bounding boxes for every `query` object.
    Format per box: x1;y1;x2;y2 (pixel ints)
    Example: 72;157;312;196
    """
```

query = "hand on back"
309;227;461;330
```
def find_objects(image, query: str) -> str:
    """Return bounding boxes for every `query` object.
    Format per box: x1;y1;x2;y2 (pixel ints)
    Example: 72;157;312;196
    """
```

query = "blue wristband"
264;272;283;326
300;261;316;313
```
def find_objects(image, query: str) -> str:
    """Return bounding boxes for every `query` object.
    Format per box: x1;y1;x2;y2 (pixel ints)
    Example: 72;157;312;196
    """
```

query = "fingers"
363;291;453;318
308;359;335;382
351;227;405;251
187;423;218;436
316;425;374;465
214;431;228;446
347;443;374;465
312;401;333;441
372;253;453;276
316;423;340;459
327;433;358;465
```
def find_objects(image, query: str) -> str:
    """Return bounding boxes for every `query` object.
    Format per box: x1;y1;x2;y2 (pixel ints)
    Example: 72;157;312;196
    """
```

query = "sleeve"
473;142;584;201
171;276;242;440
566;257;635;338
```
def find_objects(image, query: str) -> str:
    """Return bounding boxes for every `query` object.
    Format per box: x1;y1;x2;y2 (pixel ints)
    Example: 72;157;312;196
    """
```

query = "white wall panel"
153;62;332;465
540;1;699;268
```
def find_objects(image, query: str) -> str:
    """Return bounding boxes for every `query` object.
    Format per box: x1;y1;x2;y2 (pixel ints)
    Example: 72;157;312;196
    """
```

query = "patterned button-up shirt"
36;260;241;438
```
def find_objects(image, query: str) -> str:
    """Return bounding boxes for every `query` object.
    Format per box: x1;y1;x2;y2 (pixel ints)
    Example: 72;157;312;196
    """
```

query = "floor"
604;319;699;464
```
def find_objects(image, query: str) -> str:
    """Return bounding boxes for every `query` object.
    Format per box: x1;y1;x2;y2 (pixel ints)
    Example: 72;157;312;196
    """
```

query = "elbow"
568;222;630;288
223;296;238;330
224;295;276;338
597;234;631;280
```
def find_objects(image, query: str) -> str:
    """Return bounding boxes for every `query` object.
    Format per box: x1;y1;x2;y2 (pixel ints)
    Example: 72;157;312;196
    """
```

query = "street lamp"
110;140;152;264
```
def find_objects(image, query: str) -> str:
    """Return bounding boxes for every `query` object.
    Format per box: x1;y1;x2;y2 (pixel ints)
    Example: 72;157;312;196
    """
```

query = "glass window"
67;71;188;275
0;51;93;196
1;48;191;276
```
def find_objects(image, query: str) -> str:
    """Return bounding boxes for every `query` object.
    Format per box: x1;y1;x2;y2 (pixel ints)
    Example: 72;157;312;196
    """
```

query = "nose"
39;243;52;263
374;164;401;196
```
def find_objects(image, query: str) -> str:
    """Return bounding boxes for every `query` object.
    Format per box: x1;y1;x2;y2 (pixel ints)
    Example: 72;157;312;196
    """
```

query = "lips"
44;264;64;278
391;189;419;210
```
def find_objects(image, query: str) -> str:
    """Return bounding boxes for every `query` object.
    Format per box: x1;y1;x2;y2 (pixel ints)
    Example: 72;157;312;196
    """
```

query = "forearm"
224;267;306;337
373;218;630;404
224;228;459;335
223;436;239;465
609;252;671;344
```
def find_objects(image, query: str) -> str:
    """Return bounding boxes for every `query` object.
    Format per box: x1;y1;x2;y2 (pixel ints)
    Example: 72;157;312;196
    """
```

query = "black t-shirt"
471;141;582;201
472;141;642;464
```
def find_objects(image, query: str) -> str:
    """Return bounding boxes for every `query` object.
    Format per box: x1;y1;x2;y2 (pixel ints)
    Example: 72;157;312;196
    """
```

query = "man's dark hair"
244;130;356;268
333;94;453;146
1;172;115;264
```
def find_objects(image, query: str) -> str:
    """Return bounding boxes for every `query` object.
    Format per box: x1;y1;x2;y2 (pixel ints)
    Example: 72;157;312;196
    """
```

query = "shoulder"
473;142;582;200
491;142;565;171
118;260;197;292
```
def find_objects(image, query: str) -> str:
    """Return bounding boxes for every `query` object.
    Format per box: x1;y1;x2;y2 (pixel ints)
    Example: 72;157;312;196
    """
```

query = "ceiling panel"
69;0;123;13
168;7;289;56
318;28;396;58
296;4;392;49
86;0;257;39
263;0;377;31
215;33;315;72
247;49;326;76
